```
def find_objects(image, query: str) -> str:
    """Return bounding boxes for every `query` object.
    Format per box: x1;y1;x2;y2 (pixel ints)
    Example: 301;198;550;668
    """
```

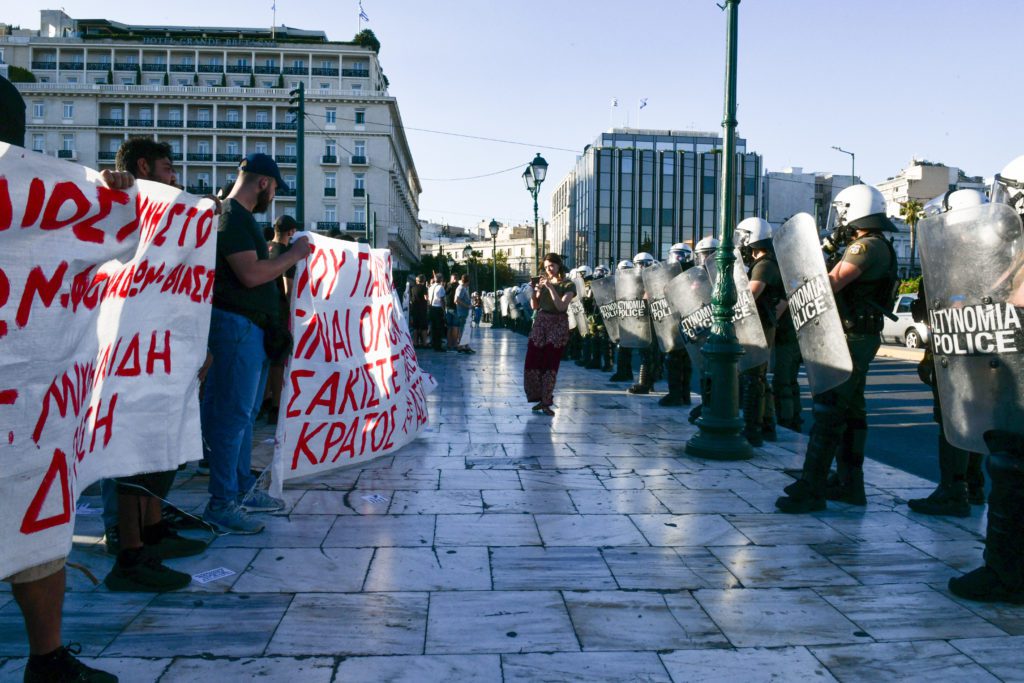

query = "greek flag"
359;1;370;21
611;98;619;107
639;98;648;109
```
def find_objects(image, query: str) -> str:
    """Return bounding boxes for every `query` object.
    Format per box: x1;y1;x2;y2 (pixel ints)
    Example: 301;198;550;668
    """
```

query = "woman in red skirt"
523;253;577;416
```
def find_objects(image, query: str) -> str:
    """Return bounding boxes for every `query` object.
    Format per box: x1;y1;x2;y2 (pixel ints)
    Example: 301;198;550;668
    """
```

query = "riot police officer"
627;252;659;395
587;265;613;371
694;237;719;267
609;260;637;382
776;184;898;513
737;218;784;446
687;237;721;424
660;243;696;406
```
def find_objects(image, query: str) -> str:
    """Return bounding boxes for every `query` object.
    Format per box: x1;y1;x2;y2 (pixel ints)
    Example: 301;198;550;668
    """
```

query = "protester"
524;254;576;416
471;292;483;327
428;273;447;351
201;154;309;534
445;273;460;351
453;274;475;353
259;215;299;425
407;275;429;348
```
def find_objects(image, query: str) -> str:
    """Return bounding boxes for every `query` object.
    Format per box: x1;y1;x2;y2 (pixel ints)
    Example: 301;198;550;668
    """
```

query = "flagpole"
272;2;276;39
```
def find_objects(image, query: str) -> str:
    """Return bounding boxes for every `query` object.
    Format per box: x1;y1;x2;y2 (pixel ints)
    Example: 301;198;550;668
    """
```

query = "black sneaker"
103;526;119;556
161;504;204;530
104;548;192;592
151;522;208;559
24;643;118;683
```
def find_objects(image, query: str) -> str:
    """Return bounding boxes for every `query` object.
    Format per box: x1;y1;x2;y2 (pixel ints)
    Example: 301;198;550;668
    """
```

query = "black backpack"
445;282;458;309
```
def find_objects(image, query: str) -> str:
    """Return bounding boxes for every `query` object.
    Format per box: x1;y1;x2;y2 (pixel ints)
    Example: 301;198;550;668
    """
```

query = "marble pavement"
2;325;1022;682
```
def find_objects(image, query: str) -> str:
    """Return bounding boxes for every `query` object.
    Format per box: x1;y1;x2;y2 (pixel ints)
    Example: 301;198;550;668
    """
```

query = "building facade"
763;167;859;230
0;10;422;268
423;221;540;283
550;128;762;268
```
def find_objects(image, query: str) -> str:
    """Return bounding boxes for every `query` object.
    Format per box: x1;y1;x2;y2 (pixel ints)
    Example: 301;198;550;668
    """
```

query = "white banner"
271;235;435;491
0;144;214;579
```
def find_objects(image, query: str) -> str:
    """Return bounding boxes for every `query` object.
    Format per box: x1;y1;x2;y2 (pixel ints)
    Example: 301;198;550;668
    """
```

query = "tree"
7;65;36;83
107;68;114;85
900;199;925;275
134;64;142;85
249;73;256;88
163;72;170;86
352;29;381;53
220;73;227;88
276;73;284;88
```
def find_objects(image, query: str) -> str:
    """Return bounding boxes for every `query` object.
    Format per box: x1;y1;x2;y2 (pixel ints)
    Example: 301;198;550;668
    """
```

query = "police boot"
689;375;712;424
908;431;970;517
741;371;764;447
576;337;592;366
628;361;653;395
609;346;633;382
679;352;693;405
762;383;778;442
826;417;867;506
776;409;844;513
659;352;686;406
601;338;614;371
948;432;1024;604
967;452;986;505
587;335;605;369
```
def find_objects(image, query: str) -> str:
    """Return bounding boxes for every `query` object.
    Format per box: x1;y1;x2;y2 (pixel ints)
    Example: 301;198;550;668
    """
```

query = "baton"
865;299;899;322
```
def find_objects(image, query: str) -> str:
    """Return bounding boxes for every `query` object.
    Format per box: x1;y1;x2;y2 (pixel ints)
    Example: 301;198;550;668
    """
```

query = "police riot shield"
483;293;495;316
615;269;652;348
705;254;769;371
666;266;715;370
567;275;589;335
589;275;621;344
504;288;519;320
773;212;854;394
918;202;1024;452
516;284;532;312
643;261;684;352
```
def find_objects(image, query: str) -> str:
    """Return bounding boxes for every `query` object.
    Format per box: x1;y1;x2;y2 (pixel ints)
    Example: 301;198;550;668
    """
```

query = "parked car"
881;292;929;348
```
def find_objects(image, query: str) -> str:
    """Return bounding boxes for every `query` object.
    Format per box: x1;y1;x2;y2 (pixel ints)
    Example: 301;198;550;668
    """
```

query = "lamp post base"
683;417;753;461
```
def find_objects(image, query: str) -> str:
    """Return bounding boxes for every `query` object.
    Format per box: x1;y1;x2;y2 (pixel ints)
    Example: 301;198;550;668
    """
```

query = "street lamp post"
832;145;855;185
463;244;475;292
685;0;752;461
523;153;548;273
489;219;500;326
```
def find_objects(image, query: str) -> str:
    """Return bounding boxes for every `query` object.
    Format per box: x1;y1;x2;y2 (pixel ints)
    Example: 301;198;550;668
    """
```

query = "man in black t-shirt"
262;215;299;424
201;154;309;535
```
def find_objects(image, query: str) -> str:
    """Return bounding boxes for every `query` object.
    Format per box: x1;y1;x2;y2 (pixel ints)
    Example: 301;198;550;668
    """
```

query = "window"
32;102;44;118
262;81;274;88
319;82;330;90
284;142;296;156
235;58;249;67
264;58;276;68
254;142;268;154
324;205;336;221
66;76;78;84
319;59;332;69
62;134;74;151
124;55;137;65
111;108;123;120
324;172;336;189
196;172;210;189
197;140;211;154
285;174;296;188
351;83;362;92
32;134;44;152
232;80;245;87
169;140;181;154
354;108;365;127
226;141;239;155
354;207;366;223
897;297;913;313
139;108;152;121
147;78;160;85
325;139;336;156
205;79;217;86
168;109;182;122
256;111;269;123
354;140;366;157
226;110;240;122
121;78;133;85
177;78;189;86
109;139;121;152
325;108;336;125
197;108;211;121
292;59;304;69
353;172;365;190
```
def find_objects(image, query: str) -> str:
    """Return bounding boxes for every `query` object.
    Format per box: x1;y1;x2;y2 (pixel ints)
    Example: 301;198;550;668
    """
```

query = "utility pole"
288;82;305;227
685;0;752;461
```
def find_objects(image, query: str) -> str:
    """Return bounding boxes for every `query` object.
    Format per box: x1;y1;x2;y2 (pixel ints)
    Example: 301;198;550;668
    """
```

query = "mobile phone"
530;277;540;286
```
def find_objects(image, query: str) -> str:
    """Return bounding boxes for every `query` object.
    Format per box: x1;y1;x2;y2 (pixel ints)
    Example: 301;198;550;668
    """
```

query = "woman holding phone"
523;253;576;416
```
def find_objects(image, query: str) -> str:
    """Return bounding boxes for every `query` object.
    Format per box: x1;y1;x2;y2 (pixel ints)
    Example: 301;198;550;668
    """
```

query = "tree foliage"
352;29;381;53
7;65;36;82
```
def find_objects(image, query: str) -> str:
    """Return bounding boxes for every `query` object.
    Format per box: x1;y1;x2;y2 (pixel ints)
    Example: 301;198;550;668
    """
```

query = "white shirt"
428;283;445;308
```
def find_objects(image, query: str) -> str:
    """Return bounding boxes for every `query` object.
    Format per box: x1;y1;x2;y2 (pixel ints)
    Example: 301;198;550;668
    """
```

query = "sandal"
531;402;546;411
539;406;555;417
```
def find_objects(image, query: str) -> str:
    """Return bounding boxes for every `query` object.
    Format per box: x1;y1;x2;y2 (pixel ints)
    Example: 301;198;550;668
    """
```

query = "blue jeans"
201;308;268;506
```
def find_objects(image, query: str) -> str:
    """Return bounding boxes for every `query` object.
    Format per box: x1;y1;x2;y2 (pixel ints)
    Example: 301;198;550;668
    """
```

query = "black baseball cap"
239;153;288;192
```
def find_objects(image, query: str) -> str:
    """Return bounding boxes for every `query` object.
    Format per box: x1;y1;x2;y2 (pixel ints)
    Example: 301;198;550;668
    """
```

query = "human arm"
99;169;135;190
225;237;310;289
828;260;863;294
542;279;575;313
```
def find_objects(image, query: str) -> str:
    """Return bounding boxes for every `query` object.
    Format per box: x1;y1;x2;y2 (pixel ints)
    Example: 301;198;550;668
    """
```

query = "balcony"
127;119;154;127
98;118;124;127
347;222;367;232
57;149;77;160
255;221;271;230
324;187;336;197
186;185;212;195
320;155;338;164
217;120;243;129
216;154;241;163
157;118;184;128
281;66;307;75
170;64;194;72
188;120;214;129
170;153;183;161
198;64;223;73
142;63;166;72
276;187;296;197
317;221;340;232
342;69;370;78
312;67;339;76
247;121;272;130
87;62;111;71
186;153;213;162
114;62;137;71
275;121;297;130
353;188;365;197
59;61;84;70
254;66;279;74
350;155;367;166
226;65;252;74
98;150;117;161
276;155;297;165
31;61;56;70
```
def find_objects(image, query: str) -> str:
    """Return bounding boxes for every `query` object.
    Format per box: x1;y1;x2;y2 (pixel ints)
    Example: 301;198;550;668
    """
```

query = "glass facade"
556;130;761;267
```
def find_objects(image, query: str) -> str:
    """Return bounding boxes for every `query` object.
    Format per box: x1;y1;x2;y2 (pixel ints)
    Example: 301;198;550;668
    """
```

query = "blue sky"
7;1;1020;227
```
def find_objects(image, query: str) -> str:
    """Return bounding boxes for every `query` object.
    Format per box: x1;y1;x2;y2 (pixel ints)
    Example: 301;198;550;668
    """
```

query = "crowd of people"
404;271;477;354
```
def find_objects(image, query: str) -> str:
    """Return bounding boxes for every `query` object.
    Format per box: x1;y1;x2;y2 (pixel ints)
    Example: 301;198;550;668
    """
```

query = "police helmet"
831;184;897;232
667;242;694;265
593;265;610;278
695;237;719;254
923;189;989;217
632;252;655;268
616;259;635;270
735;217;773;251
576;265;593;279
991;155;1024;214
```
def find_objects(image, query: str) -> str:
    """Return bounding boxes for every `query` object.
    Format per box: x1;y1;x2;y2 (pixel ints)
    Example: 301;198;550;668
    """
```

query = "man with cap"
201;153;309;534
